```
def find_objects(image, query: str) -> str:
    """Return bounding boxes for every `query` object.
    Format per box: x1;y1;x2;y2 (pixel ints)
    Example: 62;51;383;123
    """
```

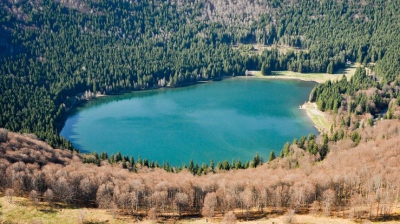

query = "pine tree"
209;159;214;171
268;150;276;162
261;63;271;76
253;153;263;167
326;61;334;74
188;160;194;174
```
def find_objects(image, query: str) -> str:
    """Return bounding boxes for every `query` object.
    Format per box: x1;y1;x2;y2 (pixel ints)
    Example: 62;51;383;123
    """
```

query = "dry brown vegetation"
1;120;400;223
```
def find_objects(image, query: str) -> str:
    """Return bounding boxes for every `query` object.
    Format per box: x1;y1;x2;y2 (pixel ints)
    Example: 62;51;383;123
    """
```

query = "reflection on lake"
61;78;318;166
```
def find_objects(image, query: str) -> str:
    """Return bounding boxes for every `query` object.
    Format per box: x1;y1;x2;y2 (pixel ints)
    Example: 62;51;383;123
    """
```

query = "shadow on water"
69;84;207;115
61;85;207;153
61;79;318;165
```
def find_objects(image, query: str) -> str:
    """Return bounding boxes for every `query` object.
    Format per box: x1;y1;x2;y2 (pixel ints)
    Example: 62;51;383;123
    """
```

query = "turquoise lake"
61;78;318;166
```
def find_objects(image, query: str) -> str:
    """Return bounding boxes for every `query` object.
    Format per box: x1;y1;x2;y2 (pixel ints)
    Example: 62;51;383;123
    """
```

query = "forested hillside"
1;119;400;222
1;0;400;149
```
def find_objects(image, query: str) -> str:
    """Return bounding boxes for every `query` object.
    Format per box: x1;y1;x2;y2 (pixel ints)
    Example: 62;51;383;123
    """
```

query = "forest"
1;0;400;222
0;0;400;149
0;119;400;223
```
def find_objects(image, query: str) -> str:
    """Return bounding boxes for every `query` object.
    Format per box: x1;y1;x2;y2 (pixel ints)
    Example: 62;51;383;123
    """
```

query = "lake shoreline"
66;72;329;136
235;74;321;83
61;77;317;165
233;75;333;134
300;102;331;133
62;71;331;154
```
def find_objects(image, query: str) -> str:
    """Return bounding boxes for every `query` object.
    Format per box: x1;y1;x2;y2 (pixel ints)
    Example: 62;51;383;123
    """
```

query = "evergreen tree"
268;150;276;162
261;63;271;76
188;160;194;174
209;159;215;171
280;142;291;157
253;153;263;167
326;61;334;74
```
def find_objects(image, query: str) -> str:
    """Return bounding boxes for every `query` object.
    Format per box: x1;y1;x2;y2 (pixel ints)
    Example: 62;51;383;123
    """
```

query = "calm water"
61;78;318;166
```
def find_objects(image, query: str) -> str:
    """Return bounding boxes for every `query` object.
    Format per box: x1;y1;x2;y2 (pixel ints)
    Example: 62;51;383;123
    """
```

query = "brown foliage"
223;211;237;224
202;192;217;218
0;120;399;220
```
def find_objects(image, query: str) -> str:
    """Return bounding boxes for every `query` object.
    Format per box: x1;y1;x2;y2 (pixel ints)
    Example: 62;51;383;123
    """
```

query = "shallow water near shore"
61;78;318;166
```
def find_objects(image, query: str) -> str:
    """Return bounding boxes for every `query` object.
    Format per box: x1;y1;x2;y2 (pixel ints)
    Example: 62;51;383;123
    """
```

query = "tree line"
82;151;265;175
0;119;399;221
1;0;399;151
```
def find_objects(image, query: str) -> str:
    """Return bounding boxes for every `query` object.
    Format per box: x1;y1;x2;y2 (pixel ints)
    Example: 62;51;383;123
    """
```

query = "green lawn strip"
304;103;331;133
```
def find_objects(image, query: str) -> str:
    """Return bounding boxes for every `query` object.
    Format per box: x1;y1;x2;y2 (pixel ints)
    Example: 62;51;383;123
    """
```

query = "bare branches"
0;121;400;220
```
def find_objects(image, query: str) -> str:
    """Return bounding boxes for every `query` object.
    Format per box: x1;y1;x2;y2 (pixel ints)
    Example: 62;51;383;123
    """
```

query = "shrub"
0;128;8;143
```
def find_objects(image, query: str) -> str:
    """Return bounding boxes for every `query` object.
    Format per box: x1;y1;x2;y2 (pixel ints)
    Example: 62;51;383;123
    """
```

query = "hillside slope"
1;0;399;148
1;119;399;222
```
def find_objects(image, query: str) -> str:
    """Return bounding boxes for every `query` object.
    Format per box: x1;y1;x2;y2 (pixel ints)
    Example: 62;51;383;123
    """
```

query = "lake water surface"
61;78;318;166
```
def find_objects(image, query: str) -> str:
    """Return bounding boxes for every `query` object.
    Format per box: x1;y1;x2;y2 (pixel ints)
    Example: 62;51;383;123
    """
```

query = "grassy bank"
245;65;358;84
3;196;398;224
300;102;331;133
0;197;124;224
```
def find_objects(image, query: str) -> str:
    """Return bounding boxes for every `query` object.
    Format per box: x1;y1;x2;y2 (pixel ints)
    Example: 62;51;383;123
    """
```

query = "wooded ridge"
1;0;399;148
0;119;400;222
1;0;400;221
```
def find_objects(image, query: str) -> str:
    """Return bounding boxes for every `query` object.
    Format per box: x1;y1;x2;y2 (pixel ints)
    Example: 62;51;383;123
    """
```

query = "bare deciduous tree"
5;188;14;203
44;189;54;208
202;192;217;218
147;207;158;221
30;190;39;208
0;128;8;143
310;200;320;215
283;209;296;224
96;183;114;209
175;192;188;216
223;211;237;224
322;189;335;216
0;120;400;220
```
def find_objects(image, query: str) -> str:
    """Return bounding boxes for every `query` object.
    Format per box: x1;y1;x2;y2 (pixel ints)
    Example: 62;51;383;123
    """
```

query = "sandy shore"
238;71;338;133
85;74;333;134
238;74;323;83
239;71;350;84
300;102;331;133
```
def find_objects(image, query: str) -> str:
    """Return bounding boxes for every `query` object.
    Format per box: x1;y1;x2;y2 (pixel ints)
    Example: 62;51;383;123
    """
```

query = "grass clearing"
1;197;399;223
176;214;359;224
301;102;331;133
245;66;359;84
0;197;125;224
233;44;307;55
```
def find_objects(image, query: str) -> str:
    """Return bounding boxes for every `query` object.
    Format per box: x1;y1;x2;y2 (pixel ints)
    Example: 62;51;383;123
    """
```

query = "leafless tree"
1;120;400;220
96;183;114;209
309;200;320;215
44;189;54;208
0;128;8;142
223;211;237;224
240;188;252;218
5;188;14;203
322;189;335;216
30;190;39;208
283;209;296;224
52;176;74;203
175;192;188;216
151;190;168;214
202;192;217;218
79;177;97;205
147;207;158;221
129;191;139;214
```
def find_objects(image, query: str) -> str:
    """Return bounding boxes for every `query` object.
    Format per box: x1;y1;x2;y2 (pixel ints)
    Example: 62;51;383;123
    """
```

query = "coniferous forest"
1;0;400;222
1;0;399;148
